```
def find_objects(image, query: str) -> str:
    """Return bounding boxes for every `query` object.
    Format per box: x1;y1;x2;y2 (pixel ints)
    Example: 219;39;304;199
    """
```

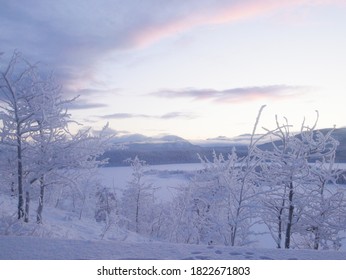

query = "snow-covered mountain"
104;134;246;166
193;133;272;147
103;128;346;166
111;134;188;144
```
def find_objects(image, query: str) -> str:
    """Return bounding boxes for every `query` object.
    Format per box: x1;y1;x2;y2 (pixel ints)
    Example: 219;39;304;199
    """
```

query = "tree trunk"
36;176;45;224
314;227;320;250
3;73;24;220
24;190;30;223
230;222;238;246
277;196;286;249
277;208;283;249
135;190;140;233
285;182;294;249
230;226;236;246
230;179;246;246
17;136;24;220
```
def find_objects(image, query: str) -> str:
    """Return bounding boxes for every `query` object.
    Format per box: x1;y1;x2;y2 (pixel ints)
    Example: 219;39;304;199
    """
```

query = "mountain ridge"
103;128;346;166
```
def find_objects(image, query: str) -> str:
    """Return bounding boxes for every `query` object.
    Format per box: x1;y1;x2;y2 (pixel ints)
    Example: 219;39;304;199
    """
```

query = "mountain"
102;128;346;166
197;133;271;147
112;133;152;143
104;134;199;166
103;134;246;166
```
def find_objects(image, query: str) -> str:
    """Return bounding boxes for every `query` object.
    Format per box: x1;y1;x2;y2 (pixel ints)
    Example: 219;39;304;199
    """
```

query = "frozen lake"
98;163;203;202
98;162;346;192
98;162;346;202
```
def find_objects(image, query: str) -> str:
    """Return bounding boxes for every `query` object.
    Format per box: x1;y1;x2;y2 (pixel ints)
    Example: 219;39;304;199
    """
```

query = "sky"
1;0;346;140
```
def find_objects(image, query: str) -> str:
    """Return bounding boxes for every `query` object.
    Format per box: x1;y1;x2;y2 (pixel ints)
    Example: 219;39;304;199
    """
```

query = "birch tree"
257;113;342;249
0;51;46;221
298;149;346;250
191;149;259;246
0;51;110;223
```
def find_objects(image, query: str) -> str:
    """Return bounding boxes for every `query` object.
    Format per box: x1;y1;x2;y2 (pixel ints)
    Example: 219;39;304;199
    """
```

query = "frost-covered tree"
0;51;52;220
0;51;110;223
172;107;266;246
188;149;259;246
256;112;343;249
44;125;111;222
120;156;157;234
298;150;346;250
21;70;74;223
95;186;119;239
164;183;201;244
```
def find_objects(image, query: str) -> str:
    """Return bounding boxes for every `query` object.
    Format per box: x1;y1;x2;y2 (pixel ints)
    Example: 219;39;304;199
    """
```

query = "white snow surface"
2;235;346;260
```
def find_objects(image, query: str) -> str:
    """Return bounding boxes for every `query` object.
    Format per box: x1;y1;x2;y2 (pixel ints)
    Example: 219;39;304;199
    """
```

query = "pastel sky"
1;0;346;140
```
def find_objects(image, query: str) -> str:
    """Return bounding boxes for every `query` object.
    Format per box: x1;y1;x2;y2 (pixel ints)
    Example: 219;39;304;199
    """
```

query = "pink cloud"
152;85;311;104
129;0;344;48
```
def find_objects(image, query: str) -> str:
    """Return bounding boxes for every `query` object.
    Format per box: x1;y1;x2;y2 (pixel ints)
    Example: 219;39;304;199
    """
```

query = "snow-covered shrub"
94;186;120;239
172;148;259;246
120;156;158;235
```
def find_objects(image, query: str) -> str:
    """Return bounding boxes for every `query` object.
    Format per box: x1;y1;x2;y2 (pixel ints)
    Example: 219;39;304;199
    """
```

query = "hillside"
103;134;248;166
102;128;346;166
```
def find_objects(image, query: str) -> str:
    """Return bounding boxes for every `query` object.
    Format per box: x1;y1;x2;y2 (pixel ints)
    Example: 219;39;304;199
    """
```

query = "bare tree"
0;51;45;220
175;107;267;246
299;151;346;250
0;51;110;223
256;112;342;249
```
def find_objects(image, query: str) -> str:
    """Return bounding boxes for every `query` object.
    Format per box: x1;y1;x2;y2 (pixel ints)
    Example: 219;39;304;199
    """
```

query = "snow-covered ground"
2;235;346;260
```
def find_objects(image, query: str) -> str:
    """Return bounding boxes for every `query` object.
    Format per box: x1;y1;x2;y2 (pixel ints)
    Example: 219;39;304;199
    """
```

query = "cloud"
160;112;197;119
99;112;196;120
68;87;121;96
152;85;311;103
65;100;108;110
63;87;122;101
60;87;121;109
1;0;341;90
92;127;128;137
100;113;150;119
